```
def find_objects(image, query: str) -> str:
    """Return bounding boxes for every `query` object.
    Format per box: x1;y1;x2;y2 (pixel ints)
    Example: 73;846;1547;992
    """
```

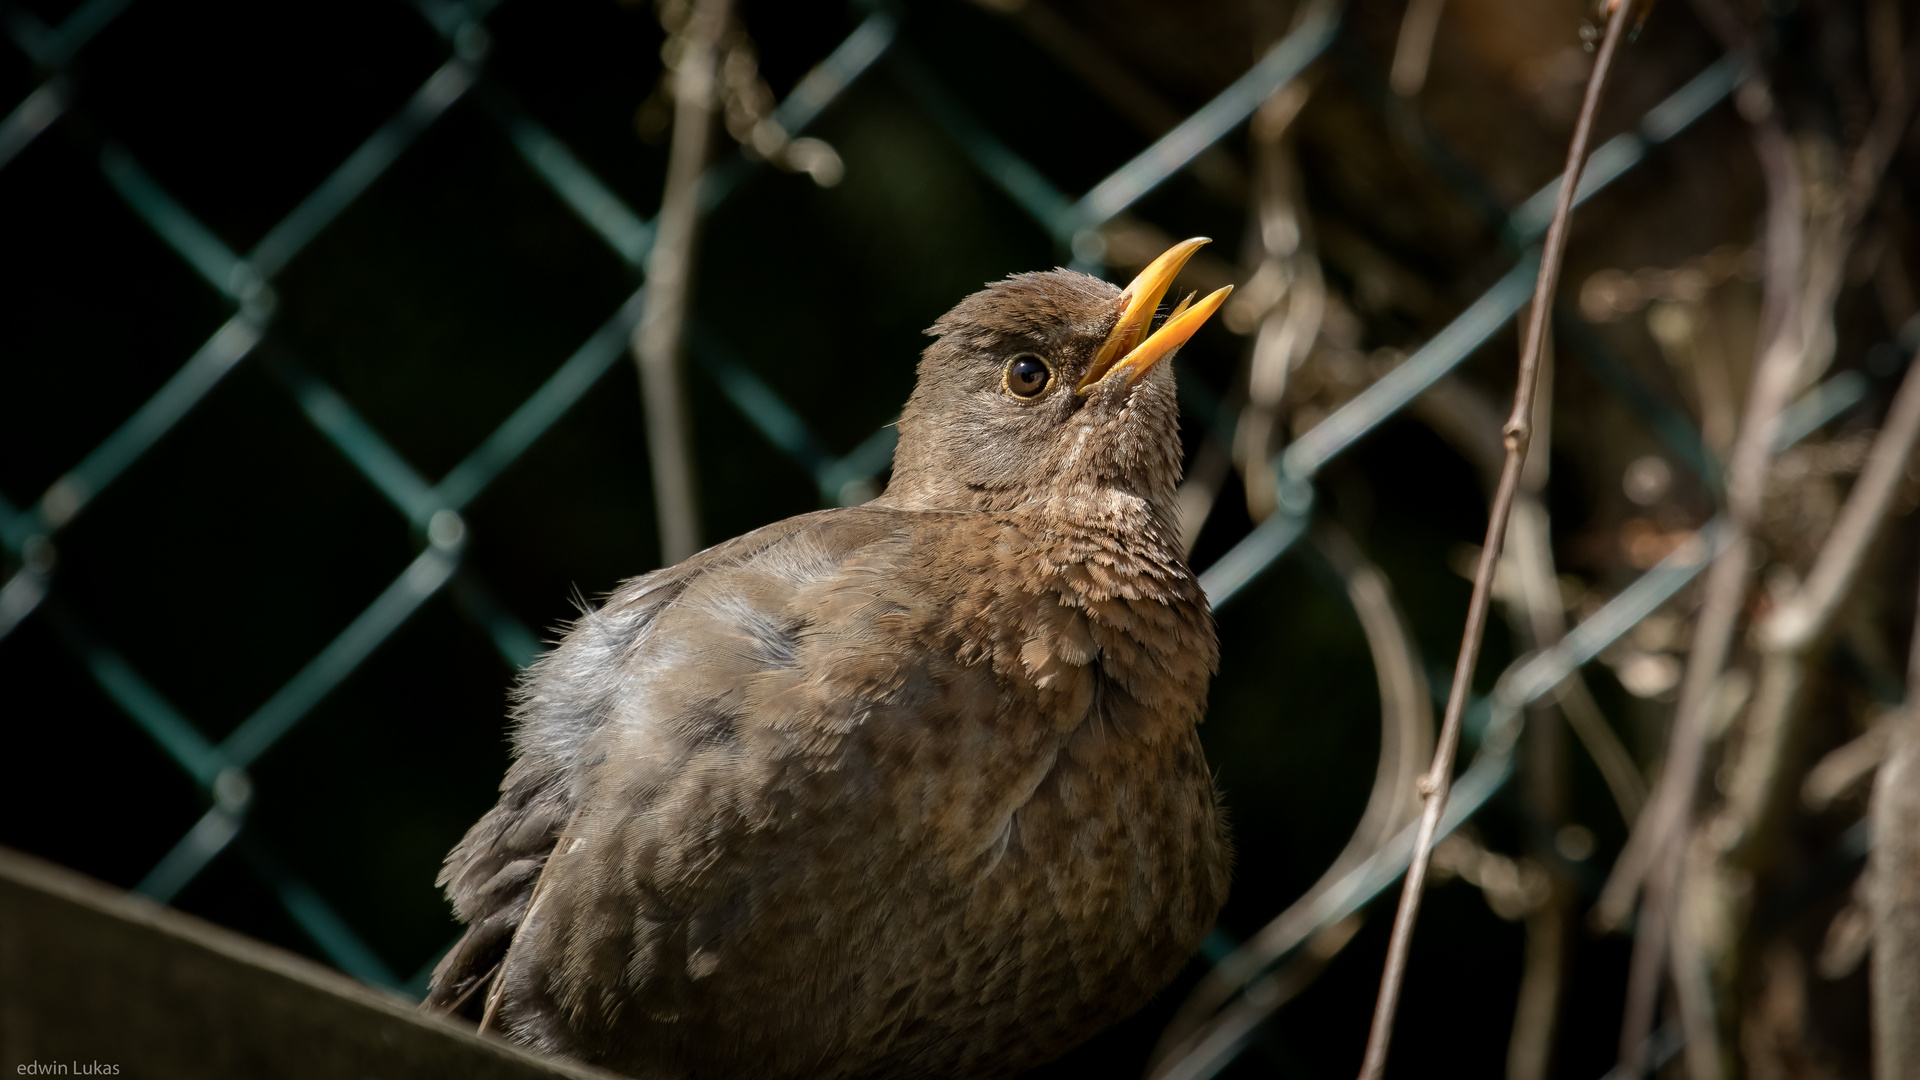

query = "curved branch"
1148;522;1433;1074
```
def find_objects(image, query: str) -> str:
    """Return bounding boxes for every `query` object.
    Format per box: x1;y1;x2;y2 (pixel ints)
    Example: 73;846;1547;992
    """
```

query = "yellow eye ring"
1002;354;1053;400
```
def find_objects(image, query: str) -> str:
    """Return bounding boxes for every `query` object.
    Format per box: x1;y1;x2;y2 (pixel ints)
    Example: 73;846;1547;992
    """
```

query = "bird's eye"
1003;354;1052;399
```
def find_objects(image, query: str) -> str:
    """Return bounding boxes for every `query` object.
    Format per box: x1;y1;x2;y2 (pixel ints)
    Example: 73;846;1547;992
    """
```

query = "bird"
424;238;1235;1080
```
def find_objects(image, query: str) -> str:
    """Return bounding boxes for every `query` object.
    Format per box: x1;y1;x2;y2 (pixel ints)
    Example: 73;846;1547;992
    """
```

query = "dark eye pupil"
1008;357;1049;397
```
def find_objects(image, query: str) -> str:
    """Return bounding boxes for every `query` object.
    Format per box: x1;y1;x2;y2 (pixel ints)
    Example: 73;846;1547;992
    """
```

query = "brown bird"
425;239;1235;1080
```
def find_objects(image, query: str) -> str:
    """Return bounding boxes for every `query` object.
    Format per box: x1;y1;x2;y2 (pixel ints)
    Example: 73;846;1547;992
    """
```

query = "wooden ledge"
0;846;620;1080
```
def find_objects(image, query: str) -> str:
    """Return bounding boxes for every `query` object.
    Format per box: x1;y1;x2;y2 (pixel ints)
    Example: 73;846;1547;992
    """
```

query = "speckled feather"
425;269;1230;1079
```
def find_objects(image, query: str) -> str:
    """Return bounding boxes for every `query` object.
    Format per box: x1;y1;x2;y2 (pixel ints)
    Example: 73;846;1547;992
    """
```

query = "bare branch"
1389;0;1447;98
1840;35;1920;245
1507;881;1569;1080
1558;675;1648;822
1597;19;1808;1075
1802;720;1893;812
1596;79;1806;931
1353;4;1636;1076
1235;79;1323;524
1767;352;1920;652
633;0;733;564
1644;343;1920;1075
1607;10;1920;1067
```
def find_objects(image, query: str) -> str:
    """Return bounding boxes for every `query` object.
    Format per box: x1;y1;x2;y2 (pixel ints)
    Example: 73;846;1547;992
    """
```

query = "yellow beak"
1079;237;1232;395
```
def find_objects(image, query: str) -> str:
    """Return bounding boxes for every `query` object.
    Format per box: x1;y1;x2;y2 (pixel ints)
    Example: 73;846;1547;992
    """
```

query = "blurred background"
3;0;1917;1076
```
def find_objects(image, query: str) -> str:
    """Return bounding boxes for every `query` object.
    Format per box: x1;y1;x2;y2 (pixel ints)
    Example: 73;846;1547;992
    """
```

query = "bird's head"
882;238;1230;534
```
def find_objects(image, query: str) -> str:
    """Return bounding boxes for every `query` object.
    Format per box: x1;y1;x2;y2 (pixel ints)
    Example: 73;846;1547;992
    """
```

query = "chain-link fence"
4;0;1898;1075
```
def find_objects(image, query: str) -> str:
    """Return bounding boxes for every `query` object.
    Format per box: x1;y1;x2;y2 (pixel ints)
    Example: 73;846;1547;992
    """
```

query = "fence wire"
0;0;1807;1052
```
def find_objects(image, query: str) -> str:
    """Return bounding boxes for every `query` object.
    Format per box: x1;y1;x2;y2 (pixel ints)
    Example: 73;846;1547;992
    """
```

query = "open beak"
1079;237;1233;395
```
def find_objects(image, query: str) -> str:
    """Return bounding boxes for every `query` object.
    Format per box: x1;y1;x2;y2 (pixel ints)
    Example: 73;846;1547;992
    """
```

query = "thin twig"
1560;677;1649;821
1389;0;1448;98
1839;35;1920;247
1649;344;1920;1076
1507;881;1569;1080
1764;348;1920;656
1236;79;1322;524
1353;4;1634;1076
1596;12;1804;1063
1417;372;1650;824
1607;112;1802;927
1606;7;1920;1063
633;0;733;564
1171;63;1320;548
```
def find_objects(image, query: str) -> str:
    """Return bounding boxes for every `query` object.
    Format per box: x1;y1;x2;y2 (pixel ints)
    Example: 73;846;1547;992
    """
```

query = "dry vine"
1355;1;1638;1075
1589;4;1920;1072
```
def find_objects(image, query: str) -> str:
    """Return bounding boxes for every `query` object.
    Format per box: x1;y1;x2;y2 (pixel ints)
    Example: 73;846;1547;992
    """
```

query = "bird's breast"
848;521;1225;1000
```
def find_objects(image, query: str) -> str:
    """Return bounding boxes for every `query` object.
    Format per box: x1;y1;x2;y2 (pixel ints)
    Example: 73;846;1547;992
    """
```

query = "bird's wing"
423;506;917;1023
420;551;693;1017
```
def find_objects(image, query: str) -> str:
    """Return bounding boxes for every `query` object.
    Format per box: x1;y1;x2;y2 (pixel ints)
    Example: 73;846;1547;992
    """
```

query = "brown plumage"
425;244;1235;1079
